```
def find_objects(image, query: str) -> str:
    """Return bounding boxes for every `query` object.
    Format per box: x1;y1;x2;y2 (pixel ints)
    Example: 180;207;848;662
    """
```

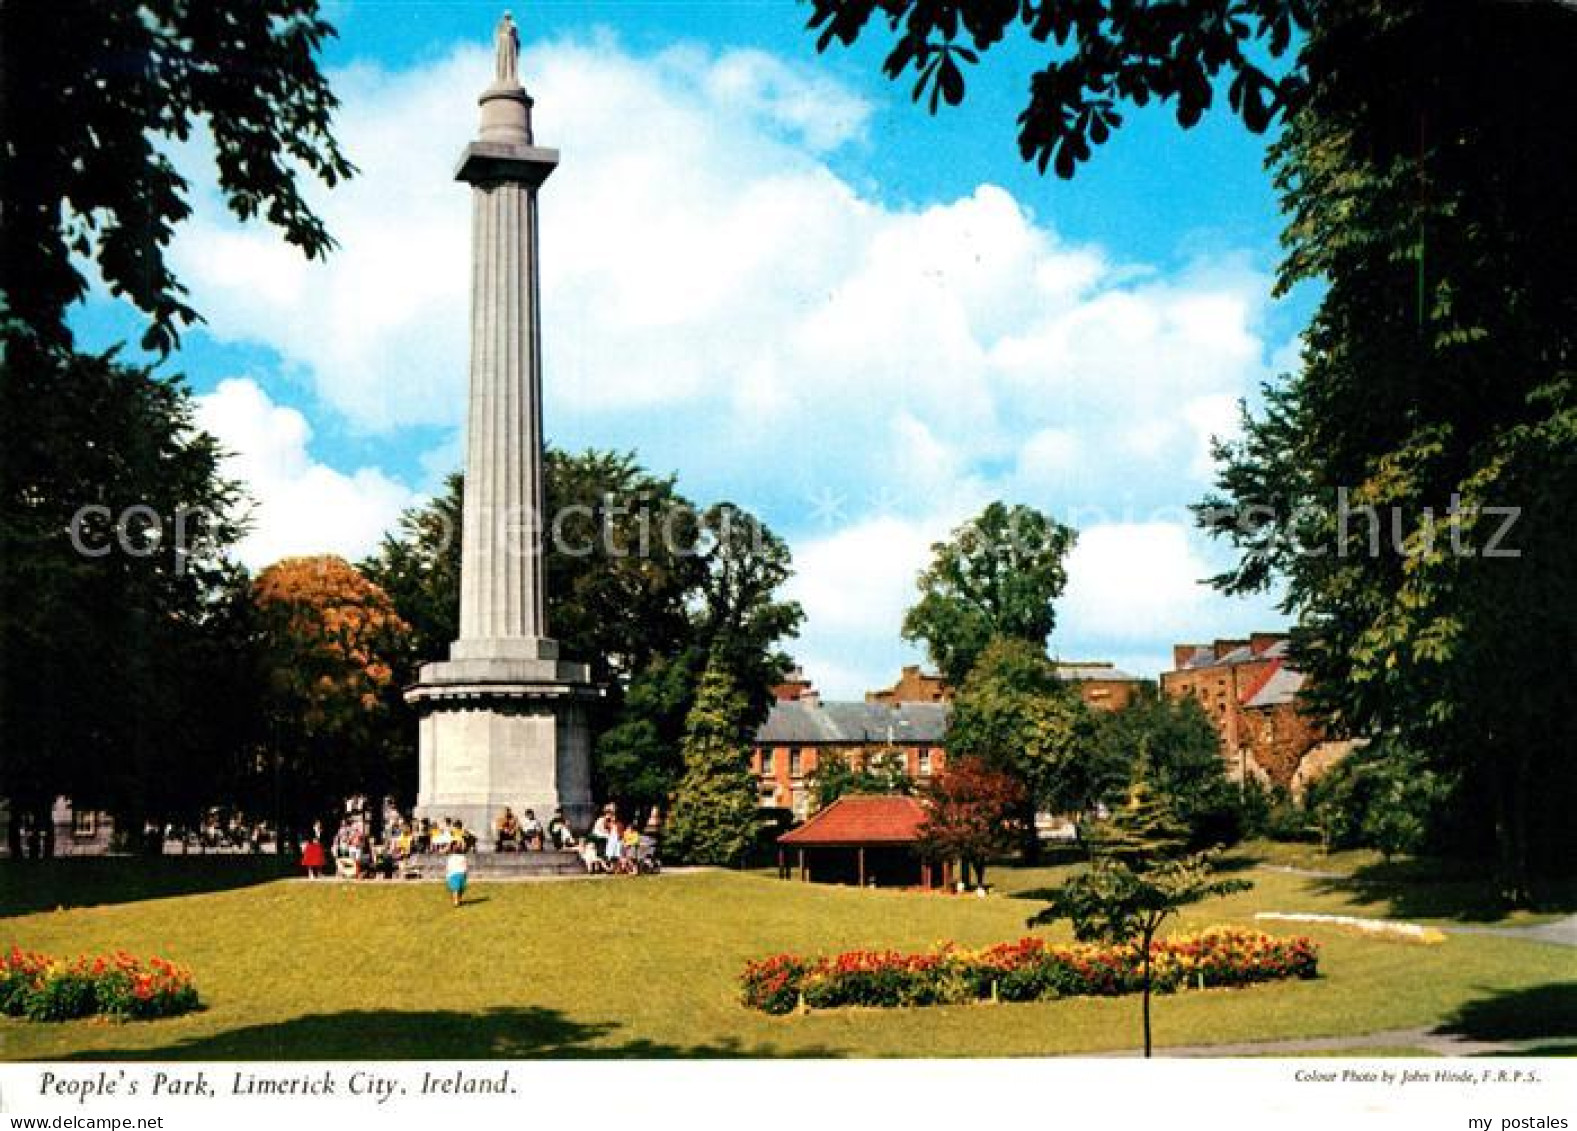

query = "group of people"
298;803;660;889
298;815;478;880
579;806;658;875
493;807;576;852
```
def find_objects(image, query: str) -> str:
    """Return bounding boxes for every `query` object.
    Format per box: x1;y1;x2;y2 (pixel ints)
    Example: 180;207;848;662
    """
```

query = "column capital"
455;141;559;187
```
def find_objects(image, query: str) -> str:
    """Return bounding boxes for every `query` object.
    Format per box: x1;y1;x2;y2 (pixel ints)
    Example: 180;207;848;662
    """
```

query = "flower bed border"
741;927;1318;1015
1;947;201;1023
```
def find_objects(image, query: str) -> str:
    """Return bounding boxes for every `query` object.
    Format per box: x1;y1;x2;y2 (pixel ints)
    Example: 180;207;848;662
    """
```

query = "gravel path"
1087;1027;1577;1058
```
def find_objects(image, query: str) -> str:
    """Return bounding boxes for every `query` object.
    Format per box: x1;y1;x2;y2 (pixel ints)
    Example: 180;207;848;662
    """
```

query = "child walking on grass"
445;839;469;907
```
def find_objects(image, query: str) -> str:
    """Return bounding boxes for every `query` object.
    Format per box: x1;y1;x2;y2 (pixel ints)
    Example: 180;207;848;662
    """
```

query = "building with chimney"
864;661;1143;713
1160;633;1353;791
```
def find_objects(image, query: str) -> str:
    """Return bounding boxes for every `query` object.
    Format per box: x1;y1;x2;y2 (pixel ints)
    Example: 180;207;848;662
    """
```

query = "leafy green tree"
364;452;702;681
1031;781;1250;1056
691;503;804;726
804;0;1306;177
664;658;759;866
593;653;696;823
1094;688;1241;847
0;0;354;352
1197;2;1577;899
0;338;251;854
807;748;913;811
903;502;1076;686
366;462;803;817
946;637;1099;858
918;756;1025;890
1311;741;1451;861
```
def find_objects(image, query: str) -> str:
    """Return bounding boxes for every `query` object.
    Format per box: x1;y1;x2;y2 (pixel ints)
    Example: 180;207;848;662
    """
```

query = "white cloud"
786;510;1283;698
1058;521;1283;676
194;379;415;569
163;33;1288;695
167;36;1272;500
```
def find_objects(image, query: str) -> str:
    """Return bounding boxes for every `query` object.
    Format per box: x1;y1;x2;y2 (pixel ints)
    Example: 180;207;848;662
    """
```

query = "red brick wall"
1161;656;1310;786
749;743;949;818
865;666;952;705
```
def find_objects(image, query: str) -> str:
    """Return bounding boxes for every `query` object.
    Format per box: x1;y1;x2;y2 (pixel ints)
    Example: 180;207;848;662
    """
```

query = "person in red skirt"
300;834;327;878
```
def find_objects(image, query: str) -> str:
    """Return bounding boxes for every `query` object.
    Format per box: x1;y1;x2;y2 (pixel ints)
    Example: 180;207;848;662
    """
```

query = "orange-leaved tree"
253;555;412;838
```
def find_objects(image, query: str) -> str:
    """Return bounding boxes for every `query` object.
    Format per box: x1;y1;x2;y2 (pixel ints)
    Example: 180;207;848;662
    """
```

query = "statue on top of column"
494;11;520;85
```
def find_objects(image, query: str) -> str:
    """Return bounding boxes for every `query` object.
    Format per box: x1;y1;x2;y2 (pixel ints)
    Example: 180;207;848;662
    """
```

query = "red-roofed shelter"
777;795;950;889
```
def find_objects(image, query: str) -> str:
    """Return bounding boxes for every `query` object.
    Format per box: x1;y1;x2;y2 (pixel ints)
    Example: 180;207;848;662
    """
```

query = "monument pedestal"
408;647;598;835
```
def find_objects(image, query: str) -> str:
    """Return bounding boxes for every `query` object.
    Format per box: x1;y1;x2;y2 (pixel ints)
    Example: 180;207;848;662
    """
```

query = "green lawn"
0;857;1571;1060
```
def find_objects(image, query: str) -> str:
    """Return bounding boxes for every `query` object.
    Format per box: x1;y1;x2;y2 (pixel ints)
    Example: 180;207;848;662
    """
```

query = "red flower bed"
741;927;1317;1014
0;947;200;1022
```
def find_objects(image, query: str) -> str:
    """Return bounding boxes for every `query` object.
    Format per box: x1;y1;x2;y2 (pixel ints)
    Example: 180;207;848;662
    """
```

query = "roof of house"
1241;661;1306;709
778;795;929;846
1054;661;1142;682
1177;638;1289;671
754;700;949;746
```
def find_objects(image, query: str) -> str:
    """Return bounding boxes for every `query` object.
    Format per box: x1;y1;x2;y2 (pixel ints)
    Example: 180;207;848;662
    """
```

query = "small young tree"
1031;782;1249;1057
918;757;1025;889
664;659;759;866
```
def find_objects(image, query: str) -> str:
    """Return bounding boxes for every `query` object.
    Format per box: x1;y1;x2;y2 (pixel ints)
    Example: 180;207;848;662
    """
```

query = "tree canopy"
918;756;1025;889
252;555;412;834
1197;0;1577;896
902;501;1076;685
0;339;251;853
946;637;1098;857
0;0;354;352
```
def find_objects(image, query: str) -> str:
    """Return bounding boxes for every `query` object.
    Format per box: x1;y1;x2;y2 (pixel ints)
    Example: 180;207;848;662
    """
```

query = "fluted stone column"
451;84;554;661
406;15;598;835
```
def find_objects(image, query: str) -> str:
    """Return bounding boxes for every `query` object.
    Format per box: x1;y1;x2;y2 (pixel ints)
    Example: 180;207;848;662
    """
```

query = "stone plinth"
410;656;597;834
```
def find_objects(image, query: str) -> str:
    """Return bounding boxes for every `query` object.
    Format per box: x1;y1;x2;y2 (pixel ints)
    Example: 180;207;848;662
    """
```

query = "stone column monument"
407;11;597;835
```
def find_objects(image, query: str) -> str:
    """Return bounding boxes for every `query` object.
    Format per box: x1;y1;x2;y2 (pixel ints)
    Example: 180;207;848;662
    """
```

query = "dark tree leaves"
0;0;355;351
805;0;1307;177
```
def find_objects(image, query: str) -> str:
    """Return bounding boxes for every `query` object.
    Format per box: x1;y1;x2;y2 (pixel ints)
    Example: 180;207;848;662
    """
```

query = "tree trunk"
1018;799;1041;865
1489;736;1533;907
1141;925;1155;1059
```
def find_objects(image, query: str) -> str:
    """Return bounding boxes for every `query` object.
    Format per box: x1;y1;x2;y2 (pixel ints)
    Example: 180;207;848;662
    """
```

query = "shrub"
1312;743;1450;859
0;947;200;1023
740;927;1317;1014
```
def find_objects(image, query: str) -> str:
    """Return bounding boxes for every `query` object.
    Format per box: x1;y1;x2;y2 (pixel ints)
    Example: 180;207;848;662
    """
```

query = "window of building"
72;809;97;838
789;748;802;777
917;747;933;776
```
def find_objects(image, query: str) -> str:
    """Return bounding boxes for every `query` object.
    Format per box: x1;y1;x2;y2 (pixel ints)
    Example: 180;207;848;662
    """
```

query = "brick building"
863;661;1141;713
1160;633;1350;792
865;665;950;706
751;699;949;821
1052;661;1145;712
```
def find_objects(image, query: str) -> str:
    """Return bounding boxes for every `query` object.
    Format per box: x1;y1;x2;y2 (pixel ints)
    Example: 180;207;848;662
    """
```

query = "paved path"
1255;864;1577;948
1088;1027;1577;1058
1255;862;1352;880
1442;913;1577;947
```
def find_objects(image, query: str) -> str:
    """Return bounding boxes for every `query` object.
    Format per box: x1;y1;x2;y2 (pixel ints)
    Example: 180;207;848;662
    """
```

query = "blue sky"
71;1;1307;696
